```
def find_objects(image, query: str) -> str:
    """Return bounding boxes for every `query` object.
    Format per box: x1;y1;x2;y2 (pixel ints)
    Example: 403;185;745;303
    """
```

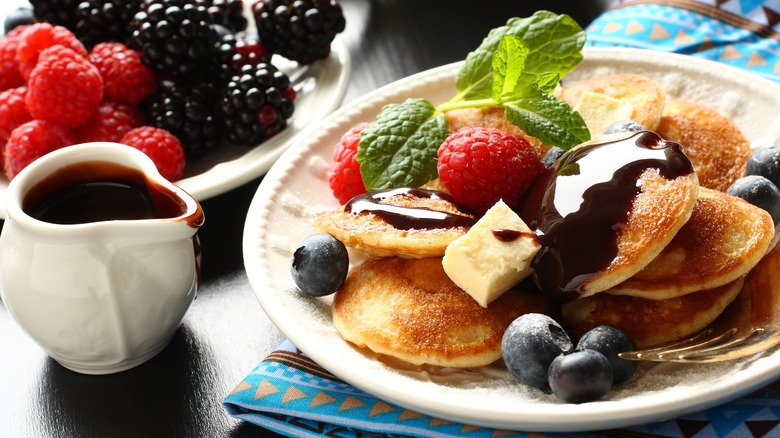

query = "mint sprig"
456;11;587;100
357;11;590;192
356;98;448;190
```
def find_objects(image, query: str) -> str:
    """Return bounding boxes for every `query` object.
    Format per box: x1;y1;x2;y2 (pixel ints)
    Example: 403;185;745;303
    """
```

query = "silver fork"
619;327;780;363
619;248;780;363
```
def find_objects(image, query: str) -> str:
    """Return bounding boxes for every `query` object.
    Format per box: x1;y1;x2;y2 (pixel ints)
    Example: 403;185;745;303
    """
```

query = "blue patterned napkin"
586;0;780;84
224;2;780;436
223;340;780;438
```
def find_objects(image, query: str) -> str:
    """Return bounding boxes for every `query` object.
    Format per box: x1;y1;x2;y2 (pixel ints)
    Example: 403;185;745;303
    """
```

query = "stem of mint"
357;11;590;192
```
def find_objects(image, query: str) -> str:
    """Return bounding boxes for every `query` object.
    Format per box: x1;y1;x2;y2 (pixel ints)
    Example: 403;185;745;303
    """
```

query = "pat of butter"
573;91;634;137
442;200;540;307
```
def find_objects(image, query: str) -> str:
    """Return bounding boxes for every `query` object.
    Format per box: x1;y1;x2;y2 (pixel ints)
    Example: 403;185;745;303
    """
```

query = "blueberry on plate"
576;325;637;384
747;146;780;188
290;233;349;297
502;313;573;390
542;146;566;168
726;175;780;225
548;349;613;404
602;119;644;136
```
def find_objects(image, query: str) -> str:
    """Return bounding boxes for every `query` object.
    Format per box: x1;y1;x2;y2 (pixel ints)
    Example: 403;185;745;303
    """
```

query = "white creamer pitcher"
0;142;204;374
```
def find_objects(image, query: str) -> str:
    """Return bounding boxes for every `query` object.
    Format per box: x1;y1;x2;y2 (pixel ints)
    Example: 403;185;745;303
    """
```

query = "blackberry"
142;79;222;160
74;0;142;48
204;0;249;33
252;0;345;65
29;0;81;31
220;63;296;147
129;0;220;77
214;29;270;84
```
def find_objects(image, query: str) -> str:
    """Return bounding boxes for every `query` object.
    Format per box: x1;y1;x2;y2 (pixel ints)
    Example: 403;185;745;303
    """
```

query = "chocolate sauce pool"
522;131;693;300
345;187;476;230
23;161;190;225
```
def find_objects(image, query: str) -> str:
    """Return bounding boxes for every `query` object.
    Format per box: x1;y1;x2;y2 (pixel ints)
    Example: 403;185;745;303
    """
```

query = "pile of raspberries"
0;23;183;181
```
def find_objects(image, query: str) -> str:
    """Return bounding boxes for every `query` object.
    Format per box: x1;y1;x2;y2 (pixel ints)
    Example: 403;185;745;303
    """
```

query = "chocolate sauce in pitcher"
23;161;191;225
522;131;693;300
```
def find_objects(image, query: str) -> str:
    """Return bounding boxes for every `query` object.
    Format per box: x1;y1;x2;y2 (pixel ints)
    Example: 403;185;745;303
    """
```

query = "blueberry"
747;146;780;188
602;119;644;136
548;350;613;404
502;313;573;390
726;175;780;225
542;146;566;168
4;7;34;35
576;326;637;384
290;233;349;297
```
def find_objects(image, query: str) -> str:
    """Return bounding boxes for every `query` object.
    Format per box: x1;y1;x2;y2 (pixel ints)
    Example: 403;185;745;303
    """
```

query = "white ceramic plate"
0;1;351;218
243;47;780;432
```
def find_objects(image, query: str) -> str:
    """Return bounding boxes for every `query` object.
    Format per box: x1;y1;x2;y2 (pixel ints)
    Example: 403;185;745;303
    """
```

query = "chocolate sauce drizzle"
492;229;536;242
344;187;476;230
523;131;694;300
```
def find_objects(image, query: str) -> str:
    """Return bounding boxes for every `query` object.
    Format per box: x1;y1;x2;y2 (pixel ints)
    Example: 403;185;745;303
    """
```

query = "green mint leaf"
505;11;585;79
503;89;590;149
492;35;528;101
357;98;448;191
532;72;560;94
455;10;585;101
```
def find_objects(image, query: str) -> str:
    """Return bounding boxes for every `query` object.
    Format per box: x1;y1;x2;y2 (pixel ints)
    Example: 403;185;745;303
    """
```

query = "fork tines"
619;328;777;363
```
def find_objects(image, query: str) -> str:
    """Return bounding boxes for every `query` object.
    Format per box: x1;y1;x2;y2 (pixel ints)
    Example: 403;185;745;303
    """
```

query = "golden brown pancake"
332;257;550;367
559;73;666;131
445;106;551;156
609;187;775;300
314;188;476;259
741;244;780;329
708;246;780;334
656;100;751;192
562;278;744;348
578;167;699;298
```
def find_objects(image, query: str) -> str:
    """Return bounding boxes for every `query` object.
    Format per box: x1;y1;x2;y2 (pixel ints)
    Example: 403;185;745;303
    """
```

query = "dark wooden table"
0;1;609;436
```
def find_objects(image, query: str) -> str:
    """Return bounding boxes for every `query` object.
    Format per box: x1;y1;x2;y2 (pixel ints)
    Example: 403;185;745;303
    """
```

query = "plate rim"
243;47;780;432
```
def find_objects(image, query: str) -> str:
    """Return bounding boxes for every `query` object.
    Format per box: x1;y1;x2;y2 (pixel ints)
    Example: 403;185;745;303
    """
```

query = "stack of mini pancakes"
314;73;776;369
554;74;774;348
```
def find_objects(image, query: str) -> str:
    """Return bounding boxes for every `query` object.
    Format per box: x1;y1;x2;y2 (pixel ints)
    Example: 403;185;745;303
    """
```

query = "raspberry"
120;126;185;181
26;45;104;128
0;86;32;149
437;127;545;214
89;42;157;105
328;122;370;204
0;37;24;91
4;120;74;180
74;101;146;143
7;25;33;40
15;22;88;80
